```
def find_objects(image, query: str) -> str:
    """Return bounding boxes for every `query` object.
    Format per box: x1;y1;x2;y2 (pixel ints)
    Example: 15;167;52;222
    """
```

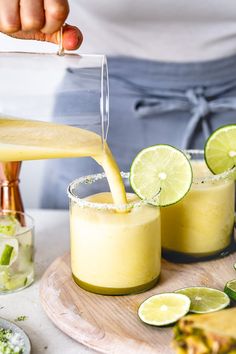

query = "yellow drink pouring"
68;173;161;295
161;150;235;261
0;118;162;295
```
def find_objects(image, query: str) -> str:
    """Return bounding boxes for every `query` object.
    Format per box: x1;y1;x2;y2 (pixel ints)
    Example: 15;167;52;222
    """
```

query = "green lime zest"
0;328;24;354
14;316;28;322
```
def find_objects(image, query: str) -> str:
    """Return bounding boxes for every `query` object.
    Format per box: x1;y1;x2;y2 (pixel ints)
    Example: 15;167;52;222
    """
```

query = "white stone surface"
0;209;96;354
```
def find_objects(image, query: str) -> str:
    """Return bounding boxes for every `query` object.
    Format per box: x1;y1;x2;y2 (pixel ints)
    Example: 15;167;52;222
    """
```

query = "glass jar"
0;210;34;293
67;172;161;295
161;150;235;262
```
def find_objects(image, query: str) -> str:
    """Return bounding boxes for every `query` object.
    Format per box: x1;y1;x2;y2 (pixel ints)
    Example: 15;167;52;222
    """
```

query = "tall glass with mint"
0;211;34;293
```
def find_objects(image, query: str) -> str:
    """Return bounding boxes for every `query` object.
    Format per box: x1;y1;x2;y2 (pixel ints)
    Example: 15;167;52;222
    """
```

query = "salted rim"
183;149;236;184
67;172;147;211
67;150;235;209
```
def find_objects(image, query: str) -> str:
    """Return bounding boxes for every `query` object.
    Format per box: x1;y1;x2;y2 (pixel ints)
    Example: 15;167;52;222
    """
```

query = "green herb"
15;316;28;322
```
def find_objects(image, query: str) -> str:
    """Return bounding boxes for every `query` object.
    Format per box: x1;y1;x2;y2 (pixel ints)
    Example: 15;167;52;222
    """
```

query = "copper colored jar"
0;161;24;224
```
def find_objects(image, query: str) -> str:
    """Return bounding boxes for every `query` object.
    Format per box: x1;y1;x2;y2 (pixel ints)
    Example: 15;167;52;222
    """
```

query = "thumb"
5;24;83;51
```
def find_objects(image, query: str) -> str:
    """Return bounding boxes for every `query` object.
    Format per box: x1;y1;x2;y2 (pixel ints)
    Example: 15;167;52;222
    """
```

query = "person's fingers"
61;24;83;50
20;0;45;31
41;0;69;34
7;24;83;51
0;0;21;33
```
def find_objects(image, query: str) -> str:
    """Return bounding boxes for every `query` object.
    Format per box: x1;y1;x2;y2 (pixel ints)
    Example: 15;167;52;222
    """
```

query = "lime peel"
224;279;236;301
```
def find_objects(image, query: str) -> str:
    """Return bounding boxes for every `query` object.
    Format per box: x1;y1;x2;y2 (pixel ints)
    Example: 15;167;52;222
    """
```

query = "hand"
0;0;83;50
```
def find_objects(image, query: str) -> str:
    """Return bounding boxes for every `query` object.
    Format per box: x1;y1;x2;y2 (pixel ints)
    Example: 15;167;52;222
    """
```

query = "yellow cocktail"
0;118;162;294
161;150;235;261
68;173;161;295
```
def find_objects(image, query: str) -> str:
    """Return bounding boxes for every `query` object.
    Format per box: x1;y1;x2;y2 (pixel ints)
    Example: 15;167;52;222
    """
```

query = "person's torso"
69;0;236;62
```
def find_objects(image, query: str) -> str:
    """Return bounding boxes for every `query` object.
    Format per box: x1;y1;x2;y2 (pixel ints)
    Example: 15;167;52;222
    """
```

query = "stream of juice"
0;117;127;205
0;117;162;294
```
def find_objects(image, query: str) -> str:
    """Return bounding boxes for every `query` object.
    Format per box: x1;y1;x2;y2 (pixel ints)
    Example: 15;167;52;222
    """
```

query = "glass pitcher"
0;43;109;209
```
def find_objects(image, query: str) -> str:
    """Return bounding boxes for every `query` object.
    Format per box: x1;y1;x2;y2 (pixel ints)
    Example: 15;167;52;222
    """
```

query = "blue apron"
41;55;236;209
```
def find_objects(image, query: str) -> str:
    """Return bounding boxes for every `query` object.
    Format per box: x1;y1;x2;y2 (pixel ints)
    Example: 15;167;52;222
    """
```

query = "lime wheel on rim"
130;144;193;206
204;124;236;174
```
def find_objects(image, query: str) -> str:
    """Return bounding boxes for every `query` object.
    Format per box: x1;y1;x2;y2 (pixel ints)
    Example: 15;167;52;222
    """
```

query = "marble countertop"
0;209;96;354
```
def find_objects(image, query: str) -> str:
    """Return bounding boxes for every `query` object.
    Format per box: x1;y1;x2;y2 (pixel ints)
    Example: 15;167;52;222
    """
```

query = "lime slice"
204;124;236;174
224;279;236;301
0;245;14;266
0;215;20;236
138;293;190;326
130;145;193;206
5;273;28;291
0;237;18;266
175;287;230;314
0;270;9;288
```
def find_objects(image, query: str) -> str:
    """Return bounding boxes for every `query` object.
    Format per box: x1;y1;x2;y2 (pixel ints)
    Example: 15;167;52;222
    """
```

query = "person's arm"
0;0;83;50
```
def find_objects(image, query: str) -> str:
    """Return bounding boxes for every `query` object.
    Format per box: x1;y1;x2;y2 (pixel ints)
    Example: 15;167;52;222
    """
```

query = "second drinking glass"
161;150;235;262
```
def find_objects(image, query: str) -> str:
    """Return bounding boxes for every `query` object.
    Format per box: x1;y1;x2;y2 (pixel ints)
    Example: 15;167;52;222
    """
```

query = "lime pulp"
130;144;193;206
175;287;230;314
138;293;191;326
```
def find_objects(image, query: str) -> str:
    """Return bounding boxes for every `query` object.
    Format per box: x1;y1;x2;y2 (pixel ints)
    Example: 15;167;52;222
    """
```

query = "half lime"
138;293;190;326
204;124;236;174
175;287;230;314
130;144;193;206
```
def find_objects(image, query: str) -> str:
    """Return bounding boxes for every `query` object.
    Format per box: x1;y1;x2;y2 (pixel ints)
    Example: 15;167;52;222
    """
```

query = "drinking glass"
67;172;161;295
161;150;235;262
0;210;34;293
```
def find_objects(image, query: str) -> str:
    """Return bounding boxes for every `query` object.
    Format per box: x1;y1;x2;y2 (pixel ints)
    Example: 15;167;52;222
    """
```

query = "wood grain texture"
40;252;236;354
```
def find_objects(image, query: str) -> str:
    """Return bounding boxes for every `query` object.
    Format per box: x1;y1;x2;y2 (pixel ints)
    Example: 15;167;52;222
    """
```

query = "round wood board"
40;251;236;354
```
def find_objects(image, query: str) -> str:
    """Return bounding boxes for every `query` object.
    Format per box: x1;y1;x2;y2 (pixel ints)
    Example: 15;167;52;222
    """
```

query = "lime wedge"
0;245;14;266
224;279;236;301
130;145;193;206
0;238;18;266
175;287;230;314
0;215;20;236
138;293;190;326
204;124;236;174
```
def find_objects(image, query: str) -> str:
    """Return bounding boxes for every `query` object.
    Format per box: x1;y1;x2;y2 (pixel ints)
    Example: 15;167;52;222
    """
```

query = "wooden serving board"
40;252;236;354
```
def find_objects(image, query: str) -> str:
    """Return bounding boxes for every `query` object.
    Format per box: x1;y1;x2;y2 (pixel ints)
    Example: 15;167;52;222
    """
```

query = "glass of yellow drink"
161;150;235;262
0;211;34;293
67;172;161;295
